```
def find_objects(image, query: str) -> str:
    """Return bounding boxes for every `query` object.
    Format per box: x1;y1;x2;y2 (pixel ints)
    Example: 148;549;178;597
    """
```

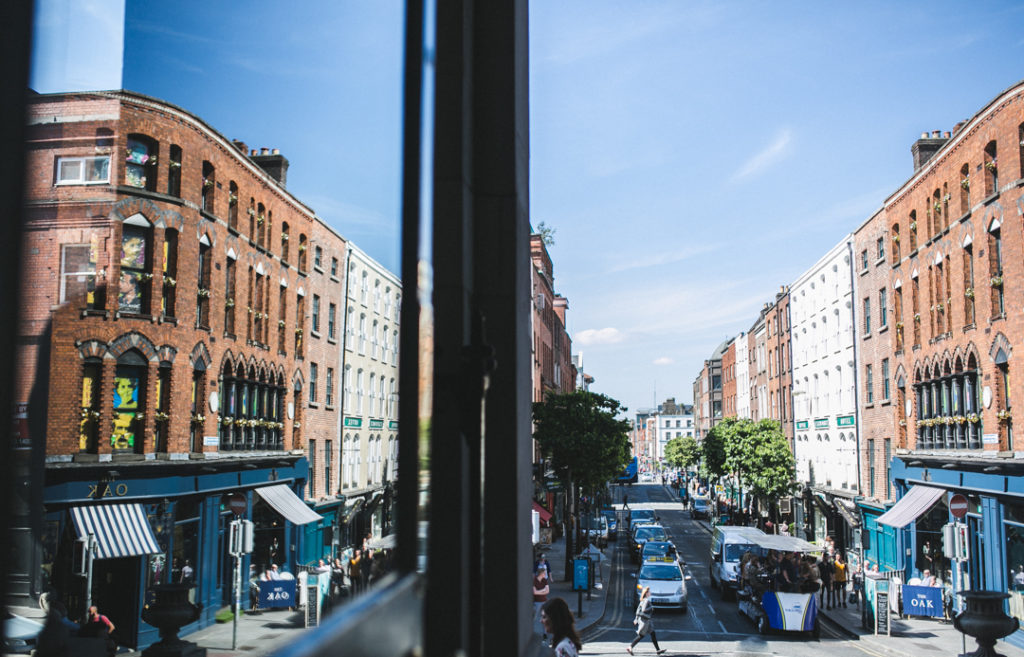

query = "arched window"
154;361;172;453
984;140;998;196
257;203;266;247
962;241;975;326
909;210;918;251
228;181;239;229
298;234;308;272
296;293;306;357
248;198;256;237
359;313;367;354
162;228;178;318
119;215;154;315
190;358;207;452
344;364;353;409
379;376;386;417
890;223;900;263
1019;123;1024;180
361;271;369;304
79;358;102;453
932;188;943;236
201;160;215;213
346;306;355;349
167;144;182;197
989;222;1004;317
281;222;290;262
960;163;970;214
125;134;158;191
911;273;920;346
292;379;303;449
113;349;148;454
196;234;212;328
278;285;288;354
224;254;237;336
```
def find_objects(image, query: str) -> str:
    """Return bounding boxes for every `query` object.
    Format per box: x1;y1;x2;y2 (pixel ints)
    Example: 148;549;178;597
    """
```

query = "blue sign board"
901;585;943;617
572;558;589;591
259;580;297;608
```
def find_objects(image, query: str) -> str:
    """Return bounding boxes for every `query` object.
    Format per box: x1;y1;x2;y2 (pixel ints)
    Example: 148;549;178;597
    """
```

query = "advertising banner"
901;584;943;617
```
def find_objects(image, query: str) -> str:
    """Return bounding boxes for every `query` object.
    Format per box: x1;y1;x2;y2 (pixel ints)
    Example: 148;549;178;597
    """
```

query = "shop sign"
369;419;384;429
837;415;855;427
901;585;943;617
203;435;219;447
983;433;999;445
388;421;398;430
88;482;129;498
796;420;809;430
814;418;829;429
344;417;362;428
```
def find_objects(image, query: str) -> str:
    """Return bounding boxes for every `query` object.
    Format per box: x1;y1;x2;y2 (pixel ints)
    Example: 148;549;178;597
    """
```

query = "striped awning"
70;504;161;560
876;485;946;528
255;484;323;526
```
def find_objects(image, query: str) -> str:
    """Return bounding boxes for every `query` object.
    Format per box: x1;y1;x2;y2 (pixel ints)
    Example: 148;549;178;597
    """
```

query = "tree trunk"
563;470;573;582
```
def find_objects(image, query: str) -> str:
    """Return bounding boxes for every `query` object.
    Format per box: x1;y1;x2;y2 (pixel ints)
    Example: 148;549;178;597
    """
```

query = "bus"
617;456;638;484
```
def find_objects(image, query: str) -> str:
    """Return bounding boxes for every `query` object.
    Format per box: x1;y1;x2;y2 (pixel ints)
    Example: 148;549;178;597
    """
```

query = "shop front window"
1004;505;1024;628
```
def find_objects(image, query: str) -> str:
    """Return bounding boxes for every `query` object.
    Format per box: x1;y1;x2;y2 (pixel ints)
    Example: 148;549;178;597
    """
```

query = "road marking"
717;620;727;633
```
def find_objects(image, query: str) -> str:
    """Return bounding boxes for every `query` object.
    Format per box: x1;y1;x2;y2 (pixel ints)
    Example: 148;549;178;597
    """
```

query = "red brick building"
721;338;738;418
16;90;354;646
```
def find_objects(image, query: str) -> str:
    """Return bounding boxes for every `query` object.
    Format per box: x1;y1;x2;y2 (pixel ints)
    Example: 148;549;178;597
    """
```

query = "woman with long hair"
628;586;665;655
540;597;582;657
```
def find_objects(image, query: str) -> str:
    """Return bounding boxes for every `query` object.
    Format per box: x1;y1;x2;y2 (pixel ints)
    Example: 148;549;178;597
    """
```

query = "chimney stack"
911;129;949;172
251;147;290;187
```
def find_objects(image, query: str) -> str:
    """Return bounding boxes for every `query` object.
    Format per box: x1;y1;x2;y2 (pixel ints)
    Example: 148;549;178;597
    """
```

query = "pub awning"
70;503;161;560
532;501;553;525
876;485;946;528
255;484;323;526
834;498;861;528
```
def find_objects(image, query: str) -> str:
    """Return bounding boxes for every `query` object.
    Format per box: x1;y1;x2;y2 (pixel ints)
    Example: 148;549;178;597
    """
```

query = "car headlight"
676;585;685;595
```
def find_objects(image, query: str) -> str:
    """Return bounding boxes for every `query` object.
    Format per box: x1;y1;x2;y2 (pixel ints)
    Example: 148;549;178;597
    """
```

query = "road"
579;483;887;657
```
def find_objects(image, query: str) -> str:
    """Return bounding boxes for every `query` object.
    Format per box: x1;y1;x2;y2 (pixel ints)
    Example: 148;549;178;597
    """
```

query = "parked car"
634;557;687;611
581;514;609;548
600;508;619;540
629;508;658;528
640;540;680;564
691;496;710;520
2;613;44;655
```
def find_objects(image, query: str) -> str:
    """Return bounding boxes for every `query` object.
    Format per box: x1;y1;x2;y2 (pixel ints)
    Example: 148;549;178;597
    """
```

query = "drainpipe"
847;238;867;624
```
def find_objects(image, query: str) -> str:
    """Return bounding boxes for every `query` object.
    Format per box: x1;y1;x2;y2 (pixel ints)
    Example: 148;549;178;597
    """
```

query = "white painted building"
734;331;751;419
790;236;858;493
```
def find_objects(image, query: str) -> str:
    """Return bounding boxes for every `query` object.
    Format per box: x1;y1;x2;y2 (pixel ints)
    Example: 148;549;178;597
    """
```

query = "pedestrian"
532;565;550;639
80;605;116;656
348;549;363;595
360;548;373;591
627;586;665;655
540;597;582;657
819;552;834;609
833;552;848;608
534;552;552;578
180;559;194;585
623;493;630;510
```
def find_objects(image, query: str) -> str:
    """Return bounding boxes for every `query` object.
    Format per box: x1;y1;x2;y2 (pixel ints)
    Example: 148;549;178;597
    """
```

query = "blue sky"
29;1;1024;414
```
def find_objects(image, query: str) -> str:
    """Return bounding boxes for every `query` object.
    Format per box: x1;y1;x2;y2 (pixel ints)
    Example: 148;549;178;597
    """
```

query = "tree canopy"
664;435;700;470
701;417;795;500
532;390;631;493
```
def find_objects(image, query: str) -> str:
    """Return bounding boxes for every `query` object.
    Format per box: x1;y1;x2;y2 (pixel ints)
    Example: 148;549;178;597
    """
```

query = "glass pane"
58;158;81;182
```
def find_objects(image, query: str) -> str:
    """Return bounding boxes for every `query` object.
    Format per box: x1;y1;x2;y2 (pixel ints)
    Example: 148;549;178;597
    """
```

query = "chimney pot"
251;149;257;156
921;132;929;139
931;130;941;138
943;131;951;138
272;148;280;155
260;147;270;155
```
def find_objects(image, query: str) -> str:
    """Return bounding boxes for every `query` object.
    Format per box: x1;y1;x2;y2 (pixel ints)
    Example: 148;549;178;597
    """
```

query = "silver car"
635;557;687;611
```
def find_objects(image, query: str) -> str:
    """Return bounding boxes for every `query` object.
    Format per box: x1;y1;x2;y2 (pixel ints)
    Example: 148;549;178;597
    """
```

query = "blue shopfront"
40;456;312;650
887;455;1024;648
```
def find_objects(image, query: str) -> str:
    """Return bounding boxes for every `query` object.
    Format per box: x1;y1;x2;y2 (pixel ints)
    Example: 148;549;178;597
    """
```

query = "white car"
635;557;687;611
2;613;44;654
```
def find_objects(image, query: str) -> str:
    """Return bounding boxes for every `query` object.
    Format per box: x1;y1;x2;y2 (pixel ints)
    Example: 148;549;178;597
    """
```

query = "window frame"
56;155;111;185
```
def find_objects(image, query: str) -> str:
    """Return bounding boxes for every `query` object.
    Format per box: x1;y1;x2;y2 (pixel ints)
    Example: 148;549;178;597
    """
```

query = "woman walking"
627;587;666;655
540;597;582;657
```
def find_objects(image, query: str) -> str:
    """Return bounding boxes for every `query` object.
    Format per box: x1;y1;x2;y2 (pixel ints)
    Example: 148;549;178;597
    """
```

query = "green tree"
533;390;631;577
703;417;794;511
534;221;556;246
664;435;700;470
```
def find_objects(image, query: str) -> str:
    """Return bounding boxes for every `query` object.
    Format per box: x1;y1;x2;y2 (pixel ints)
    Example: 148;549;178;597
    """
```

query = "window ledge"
878;324;889;334
224;332;237;341
82;309;110;319
327;337;337;345
117;311;157;322
330;276;340;283
313;266;324;274
860;268;869;276
227;226;240;237
199;208;221;223
912;344;921;351
197;325;211;332
326;405;335;411
962;323;976;333
881;399;892;406
982;191;1000;207
311;330;322;340
116;185;184;207
159;315;178;326
308;402;320;409
990;313;1006;323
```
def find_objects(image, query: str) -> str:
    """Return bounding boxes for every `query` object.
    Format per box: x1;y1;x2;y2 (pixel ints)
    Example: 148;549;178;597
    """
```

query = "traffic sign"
227;493;247;516
949;494;968;519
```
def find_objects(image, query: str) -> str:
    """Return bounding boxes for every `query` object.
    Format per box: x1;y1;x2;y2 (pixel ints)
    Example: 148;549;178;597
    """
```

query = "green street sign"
369;419;384;429
344;417;362;428
388;421;398;430
796;420;809;430
837;415;855;427
814;418;829;429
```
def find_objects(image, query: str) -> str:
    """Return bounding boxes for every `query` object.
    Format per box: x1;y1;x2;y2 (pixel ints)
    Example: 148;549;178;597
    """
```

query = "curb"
575;546;613;634
818;608;863;640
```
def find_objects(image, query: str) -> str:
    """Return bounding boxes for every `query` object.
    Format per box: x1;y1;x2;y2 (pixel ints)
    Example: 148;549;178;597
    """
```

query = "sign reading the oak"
343;418;362;428
837;415;855;427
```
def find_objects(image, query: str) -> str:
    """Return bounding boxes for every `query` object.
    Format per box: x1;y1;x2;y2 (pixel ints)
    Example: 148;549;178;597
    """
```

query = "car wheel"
757;614;769;635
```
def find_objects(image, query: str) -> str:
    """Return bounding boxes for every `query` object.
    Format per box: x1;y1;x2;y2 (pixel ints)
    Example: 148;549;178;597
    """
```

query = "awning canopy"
876;485;946;528
70;504;161;560
532;501;553;525
367;533;396;550
834;498;861;528
255;485;323;526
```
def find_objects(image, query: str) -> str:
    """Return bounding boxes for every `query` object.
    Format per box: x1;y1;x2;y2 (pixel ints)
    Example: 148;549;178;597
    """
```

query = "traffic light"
72;537;91;575
229;519;254;555
942;522;969;561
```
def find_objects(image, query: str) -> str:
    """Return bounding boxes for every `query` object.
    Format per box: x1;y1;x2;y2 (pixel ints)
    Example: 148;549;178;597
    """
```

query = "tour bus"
708;526;766;598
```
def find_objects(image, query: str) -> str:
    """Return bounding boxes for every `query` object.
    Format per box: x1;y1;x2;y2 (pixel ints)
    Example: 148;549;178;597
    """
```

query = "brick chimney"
911;130;949;172
251;147;290;187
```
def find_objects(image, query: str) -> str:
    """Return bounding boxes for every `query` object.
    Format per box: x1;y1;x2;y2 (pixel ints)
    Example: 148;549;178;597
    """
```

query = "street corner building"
12;90;399;650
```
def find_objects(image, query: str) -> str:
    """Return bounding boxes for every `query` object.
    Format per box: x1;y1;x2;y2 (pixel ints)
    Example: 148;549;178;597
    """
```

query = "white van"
708;526;765;598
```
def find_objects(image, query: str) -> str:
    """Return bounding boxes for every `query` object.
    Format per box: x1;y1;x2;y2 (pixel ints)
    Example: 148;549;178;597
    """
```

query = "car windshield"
725;543;758;562
643;543;671;557
693;499;708;508
639;564;682;581
635;527;667;541
631;510;655;522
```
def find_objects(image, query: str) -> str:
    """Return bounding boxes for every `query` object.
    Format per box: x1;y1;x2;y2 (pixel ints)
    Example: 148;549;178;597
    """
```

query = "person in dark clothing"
819;553;835;609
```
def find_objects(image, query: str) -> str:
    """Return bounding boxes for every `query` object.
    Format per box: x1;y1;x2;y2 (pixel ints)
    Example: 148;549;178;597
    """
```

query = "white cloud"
653;357;674;366
730;129;793;182
575;327;626;346
607;242;722;274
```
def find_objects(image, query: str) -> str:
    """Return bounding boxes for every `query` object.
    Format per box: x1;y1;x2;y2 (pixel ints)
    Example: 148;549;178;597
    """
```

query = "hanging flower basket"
997;409;1012;422
138;272;154;282
191;413;205;423
898;419;907;427
163;276;176;288
292;422;301;429
942;416;954;425
985;160;997;172
169;161;181;169
154;411;170;422
895;321;904;329
892;234;900;243
257;215;265;226
80;409;101;422
247;207;256;216
965;287;974;299
961;178;970;190
225;298;235;309
910;220;917;231
943;193;951;202
203;178;214;189
914;313;921;322
298;244;307;252
278;320;286;328
228;193;238;204
295;328;303;335
197;288;211;298
953;415;967;425
281;233;289;241
967;413;980;424
220;416;234;425
934;202;942;213
991;276;1003;288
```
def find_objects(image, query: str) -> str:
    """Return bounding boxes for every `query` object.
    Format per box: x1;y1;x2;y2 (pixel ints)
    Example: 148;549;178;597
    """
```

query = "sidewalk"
539;531;613;633
819;596;1024;657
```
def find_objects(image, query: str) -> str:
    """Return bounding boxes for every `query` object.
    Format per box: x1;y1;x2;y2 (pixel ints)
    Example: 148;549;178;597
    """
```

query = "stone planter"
140;584;205;657
953;590;1019;657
